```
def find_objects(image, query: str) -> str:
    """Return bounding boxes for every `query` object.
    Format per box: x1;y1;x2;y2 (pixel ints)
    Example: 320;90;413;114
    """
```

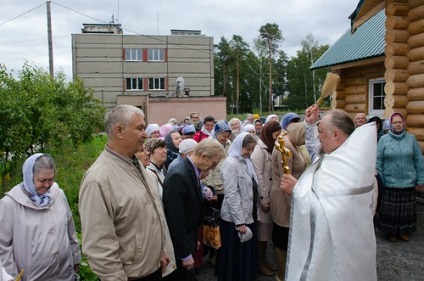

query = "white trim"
368;78;385;117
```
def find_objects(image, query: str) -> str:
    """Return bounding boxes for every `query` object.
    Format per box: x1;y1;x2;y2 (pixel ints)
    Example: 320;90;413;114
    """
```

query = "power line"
0;2;45;27
50;1;211;55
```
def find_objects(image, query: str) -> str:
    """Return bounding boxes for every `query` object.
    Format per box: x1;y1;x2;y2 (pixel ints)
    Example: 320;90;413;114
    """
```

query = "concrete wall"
146;96;226;125
72;32;214;110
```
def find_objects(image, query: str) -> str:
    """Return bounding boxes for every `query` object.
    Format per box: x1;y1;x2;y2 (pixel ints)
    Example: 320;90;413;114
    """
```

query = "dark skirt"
215;219;258;281
272;223;289;250
376;187;417;234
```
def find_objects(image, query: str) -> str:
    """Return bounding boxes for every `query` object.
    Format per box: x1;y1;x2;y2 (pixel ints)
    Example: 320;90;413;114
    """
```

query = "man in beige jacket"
79;105;173;281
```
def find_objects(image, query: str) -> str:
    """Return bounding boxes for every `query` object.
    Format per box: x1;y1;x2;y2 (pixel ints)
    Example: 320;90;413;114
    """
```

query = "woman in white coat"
0;153;81;281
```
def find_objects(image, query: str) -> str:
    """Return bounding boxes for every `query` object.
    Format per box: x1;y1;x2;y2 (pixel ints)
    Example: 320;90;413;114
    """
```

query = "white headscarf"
265;114;279;123
22;153;52;206
227;132;258;182
242;124;255;133
146;123;160;138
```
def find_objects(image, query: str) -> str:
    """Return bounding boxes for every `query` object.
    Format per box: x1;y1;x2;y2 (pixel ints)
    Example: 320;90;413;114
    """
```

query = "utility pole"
47;1;54;77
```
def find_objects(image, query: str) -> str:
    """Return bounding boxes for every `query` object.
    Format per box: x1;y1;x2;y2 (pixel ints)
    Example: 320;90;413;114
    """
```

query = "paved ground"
196;201;424;281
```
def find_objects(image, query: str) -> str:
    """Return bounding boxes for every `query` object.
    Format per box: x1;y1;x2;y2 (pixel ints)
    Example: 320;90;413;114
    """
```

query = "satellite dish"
175;76;184;97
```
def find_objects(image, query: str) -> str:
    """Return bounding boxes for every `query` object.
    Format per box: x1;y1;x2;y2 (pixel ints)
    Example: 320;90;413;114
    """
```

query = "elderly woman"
146;123;161;139
164;130;182;169
229;118;242;142
376;113;424;242
142;139;177;278
270;122;306;281
144;138;168;199
354;113;367;127
136;146;151;168
216;132;258;281
265;114;279;124
280;112;300;131
0;153;81;281
203;120;232;208
251;120;282;276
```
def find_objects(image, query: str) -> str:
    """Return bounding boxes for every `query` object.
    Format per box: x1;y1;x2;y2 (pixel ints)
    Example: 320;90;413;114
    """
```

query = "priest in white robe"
281;106;377;281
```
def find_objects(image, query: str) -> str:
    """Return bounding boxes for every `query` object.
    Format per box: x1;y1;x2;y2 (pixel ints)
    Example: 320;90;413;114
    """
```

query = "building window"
125;48;142;61
148;49;165;61
368;78;386;116
126;78;143;91
149;78;165;90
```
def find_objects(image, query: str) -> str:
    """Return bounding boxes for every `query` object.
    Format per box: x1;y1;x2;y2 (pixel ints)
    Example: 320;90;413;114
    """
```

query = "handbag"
203;206;222;249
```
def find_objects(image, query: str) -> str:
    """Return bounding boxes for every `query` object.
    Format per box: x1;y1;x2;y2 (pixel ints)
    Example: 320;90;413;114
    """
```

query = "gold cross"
275;135;291;174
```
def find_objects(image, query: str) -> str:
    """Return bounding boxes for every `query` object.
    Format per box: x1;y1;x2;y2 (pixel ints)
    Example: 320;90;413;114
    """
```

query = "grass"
53;134;107;280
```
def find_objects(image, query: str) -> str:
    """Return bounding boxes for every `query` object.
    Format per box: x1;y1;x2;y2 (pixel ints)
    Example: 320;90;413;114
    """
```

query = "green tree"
230;35;250;114
285;33;329;110
214;37;233;97
259;23;284;111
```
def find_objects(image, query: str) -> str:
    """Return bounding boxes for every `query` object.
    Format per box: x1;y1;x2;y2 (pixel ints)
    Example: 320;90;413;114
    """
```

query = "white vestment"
286;122;377;281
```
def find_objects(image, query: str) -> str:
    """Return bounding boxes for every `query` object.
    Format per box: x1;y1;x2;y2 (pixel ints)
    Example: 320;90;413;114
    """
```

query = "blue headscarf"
212;120;232;140
22;153;52;206
281;112;300;131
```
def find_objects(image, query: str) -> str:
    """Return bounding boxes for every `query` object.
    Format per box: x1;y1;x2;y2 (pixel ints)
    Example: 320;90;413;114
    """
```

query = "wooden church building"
312;0;424;152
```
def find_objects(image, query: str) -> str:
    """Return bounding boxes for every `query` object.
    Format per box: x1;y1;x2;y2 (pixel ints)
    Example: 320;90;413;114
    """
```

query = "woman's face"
136;150;150;167
272;130;282;140
33;168;55;195
230;121;241;132
255;121;263;133
150;146;167;165
150;130;161;139
270;116;279;122
391;115;404;133
355;115;366;127
204;121;215;132
247;130;256;137
241;142;256;159
216;131;230;145
171;132;182;148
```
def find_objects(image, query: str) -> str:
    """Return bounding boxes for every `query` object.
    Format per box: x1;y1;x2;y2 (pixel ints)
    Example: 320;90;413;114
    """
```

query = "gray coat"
0;183;81;281
220;156;255;225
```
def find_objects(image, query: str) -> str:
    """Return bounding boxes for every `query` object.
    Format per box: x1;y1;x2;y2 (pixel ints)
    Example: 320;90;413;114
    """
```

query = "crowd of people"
0;104;423;281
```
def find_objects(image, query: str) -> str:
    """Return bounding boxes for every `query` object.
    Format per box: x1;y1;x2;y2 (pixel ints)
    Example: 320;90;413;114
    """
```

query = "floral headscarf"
22;153;52;206
389;112;405;134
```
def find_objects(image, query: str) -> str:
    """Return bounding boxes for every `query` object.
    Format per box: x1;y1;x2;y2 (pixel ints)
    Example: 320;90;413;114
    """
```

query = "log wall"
405;2;424;151
384;0;424;151
334;64;385;118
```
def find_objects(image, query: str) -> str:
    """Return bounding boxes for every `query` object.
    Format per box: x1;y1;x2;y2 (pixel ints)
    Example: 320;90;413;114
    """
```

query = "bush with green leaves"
0;63;105;191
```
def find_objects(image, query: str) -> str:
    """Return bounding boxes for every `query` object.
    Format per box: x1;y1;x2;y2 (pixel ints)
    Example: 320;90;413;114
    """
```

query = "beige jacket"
79;147;169;281
0;183;81;281
251;139;273;224
270;136;306;227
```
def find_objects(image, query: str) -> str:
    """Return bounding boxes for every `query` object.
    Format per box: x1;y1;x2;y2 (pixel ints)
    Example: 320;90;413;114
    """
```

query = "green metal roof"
311;8;385;70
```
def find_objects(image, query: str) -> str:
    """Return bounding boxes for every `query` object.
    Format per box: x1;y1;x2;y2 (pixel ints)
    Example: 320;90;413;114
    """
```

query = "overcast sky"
0;0;359;79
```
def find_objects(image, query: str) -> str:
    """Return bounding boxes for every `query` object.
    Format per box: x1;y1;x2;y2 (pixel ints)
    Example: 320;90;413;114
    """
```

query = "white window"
125;48;142;61
149;78;165;90
148;49;165;61
126;78;143;91
368;78;386;116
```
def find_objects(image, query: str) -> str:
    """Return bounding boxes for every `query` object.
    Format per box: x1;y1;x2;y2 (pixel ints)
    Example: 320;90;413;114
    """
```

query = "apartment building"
71;24;215;111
